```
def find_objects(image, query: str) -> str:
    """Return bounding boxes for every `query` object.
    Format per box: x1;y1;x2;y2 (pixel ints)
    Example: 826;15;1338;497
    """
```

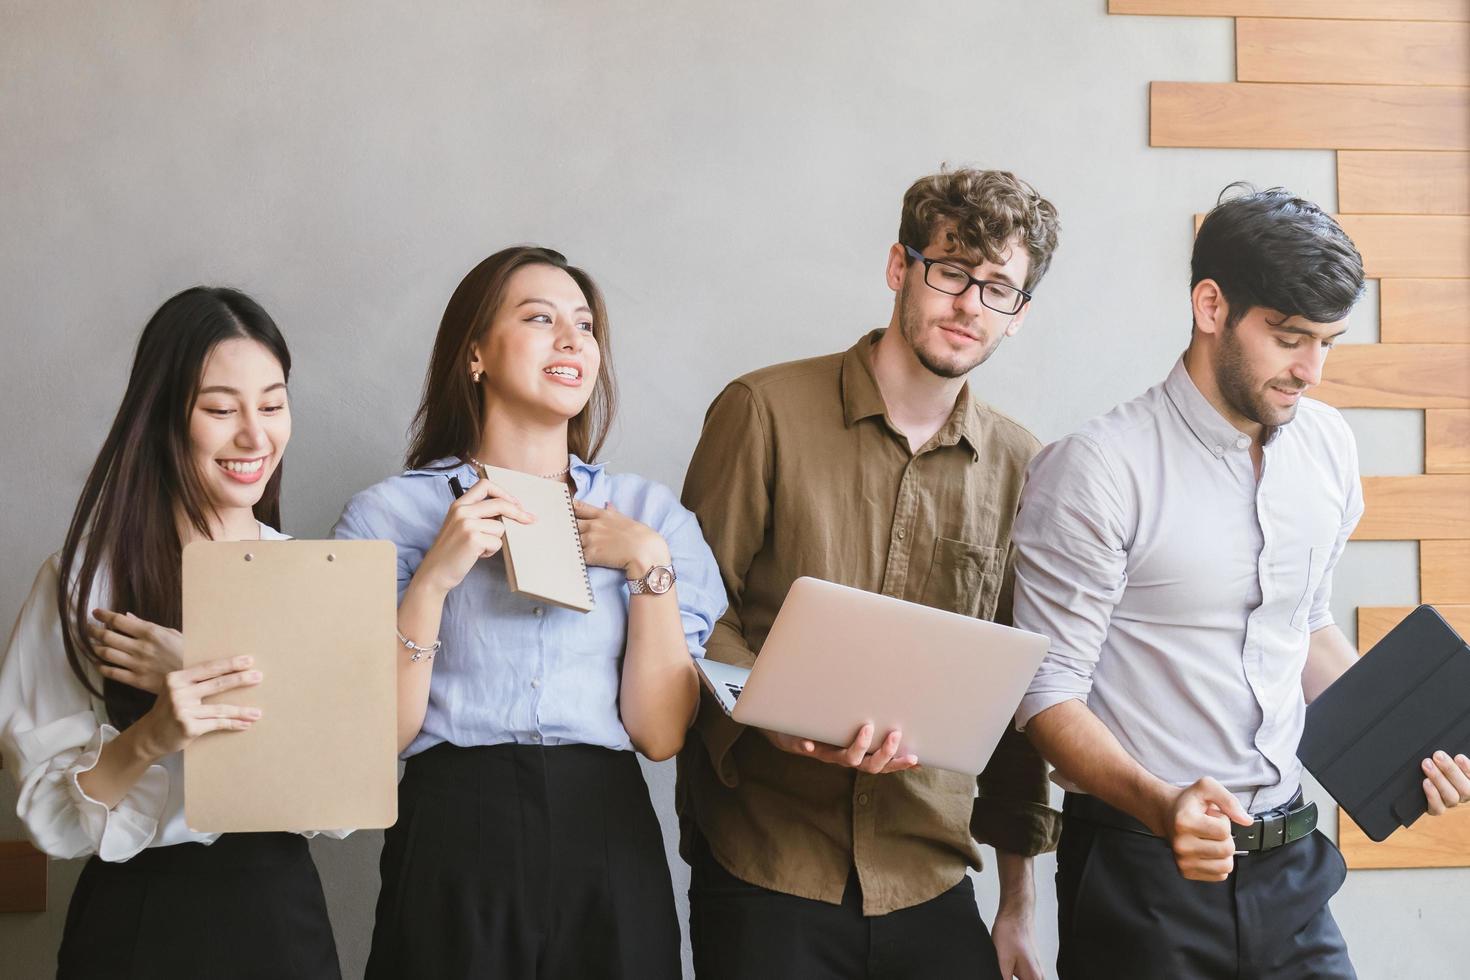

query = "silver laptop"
696;576;1050;775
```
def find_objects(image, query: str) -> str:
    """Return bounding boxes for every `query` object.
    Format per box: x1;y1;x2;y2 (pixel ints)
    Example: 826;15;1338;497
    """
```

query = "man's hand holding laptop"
760;722;920;774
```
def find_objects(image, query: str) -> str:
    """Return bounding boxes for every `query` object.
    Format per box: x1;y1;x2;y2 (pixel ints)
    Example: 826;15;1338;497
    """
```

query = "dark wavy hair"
57;287;290;729
405;245;617;470
1193;183;1365;330
898;166;1062;292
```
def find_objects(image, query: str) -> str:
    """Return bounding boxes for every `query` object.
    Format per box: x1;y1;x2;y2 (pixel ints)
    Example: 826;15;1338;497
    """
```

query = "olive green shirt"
677;330;1061;916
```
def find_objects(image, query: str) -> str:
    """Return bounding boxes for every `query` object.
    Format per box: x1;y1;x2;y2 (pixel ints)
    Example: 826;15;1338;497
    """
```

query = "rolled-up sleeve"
1012;434;1131;731
1308;420;1363;633
681;382;773;788
0;559;169;861
971;725;1062;855
652;498;727;662
972;530;1061;854
615;476;728;661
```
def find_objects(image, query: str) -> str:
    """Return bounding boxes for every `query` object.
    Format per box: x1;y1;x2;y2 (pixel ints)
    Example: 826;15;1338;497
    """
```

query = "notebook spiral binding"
561;484;596;608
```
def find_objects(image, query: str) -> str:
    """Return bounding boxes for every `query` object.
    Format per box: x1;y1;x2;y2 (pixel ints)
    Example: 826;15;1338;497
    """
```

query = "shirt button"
530;733;542;743
896;529;906;541
857;793;871;806
532;606;544;617
530;678;541;689
1236;435;1250;449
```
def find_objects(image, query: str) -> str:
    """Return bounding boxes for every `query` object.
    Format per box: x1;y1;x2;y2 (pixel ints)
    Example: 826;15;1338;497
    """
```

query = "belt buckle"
1260;810;1288;851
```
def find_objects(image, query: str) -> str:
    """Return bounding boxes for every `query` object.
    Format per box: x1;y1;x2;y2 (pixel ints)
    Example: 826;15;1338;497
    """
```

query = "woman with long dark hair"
334;246;725;979
0;287;342;979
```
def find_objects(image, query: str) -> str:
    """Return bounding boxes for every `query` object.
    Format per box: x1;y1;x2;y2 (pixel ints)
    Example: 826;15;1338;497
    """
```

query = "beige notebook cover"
181;539;398;832
481;464;595;613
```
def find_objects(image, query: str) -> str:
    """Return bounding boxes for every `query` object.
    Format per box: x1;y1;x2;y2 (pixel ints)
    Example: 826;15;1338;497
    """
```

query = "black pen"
448;475;466;499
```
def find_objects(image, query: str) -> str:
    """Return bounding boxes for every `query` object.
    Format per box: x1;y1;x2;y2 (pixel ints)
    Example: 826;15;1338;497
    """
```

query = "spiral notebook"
480;464;596;613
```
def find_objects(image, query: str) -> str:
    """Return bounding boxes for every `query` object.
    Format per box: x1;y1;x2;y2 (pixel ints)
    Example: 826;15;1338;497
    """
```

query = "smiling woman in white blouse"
0;287;343;979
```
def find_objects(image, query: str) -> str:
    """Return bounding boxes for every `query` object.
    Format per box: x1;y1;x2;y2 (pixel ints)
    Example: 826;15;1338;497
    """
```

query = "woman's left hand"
574;500;671;579
88;609;184;694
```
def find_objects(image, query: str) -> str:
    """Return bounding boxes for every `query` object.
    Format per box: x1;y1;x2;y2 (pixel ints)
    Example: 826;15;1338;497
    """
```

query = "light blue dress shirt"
332;455;726;759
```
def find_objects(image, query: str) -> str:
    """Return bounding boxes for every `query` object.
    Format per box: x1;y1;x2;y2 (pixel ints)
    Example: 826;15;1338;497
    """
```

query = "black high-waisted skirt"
57;831;340;979
366;741;681;980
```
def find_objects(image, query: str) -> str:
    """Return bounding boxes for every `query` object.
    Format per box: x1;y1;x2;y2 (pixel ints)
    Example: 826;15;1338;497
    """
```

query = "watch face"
647;565;675;594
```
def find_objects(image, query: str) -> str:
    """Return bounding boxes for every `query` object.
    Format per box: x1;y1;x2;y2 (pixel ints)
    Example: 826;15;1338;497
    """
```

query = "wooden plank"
1428;410;1470;473
1111;0;1470;20
1151;82;1470;152
1381;280;1470;343
1340;215;1470;279
1354;476;1470;540
1339;152;1470;215
1313;344;1470;409
1423;540;1470;602
1340;809;1470;869
0;840;45;913
1238;19;1469;87
1358;605;1470;650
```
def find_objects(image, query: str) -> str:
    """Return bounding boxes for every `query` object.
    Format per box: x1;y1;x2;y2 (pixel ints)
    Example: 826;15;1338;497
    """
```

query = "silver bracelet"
395;629;441;663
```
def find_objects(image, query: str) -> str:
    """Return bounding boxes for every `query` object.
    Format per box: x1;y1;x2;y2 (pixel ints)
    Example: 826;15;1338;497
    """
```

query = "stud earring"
471;370;482;383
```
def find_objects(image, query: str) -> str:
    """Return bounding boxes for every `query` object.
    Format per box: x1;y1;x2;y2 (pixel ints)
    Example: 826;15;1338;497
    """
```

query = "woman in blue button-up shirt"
334;245;725;980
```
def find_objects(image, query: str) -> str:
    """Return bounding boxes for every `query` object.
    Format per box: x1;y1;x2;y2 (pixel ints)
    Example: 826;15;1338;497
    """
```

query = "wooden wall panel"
1380;280;1470;344
1427;410;1470;473
1335;215;1470;279
1338;152;1470;215
1355;476;1470;540
1340;810;1470;869
1423;541;1470;602
0;841;45;913
1111;0;1470;21
1151;82;1470;151
1313;344;1470;409
1237;19;1469;87
1358;604;1470;649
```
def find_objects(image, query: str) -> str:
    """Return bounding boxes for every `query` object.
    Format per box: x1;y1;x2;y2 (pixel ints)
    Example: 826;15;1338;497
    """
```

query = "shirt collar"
840;329;983;460
1163;356;1269;458
406;453;606;483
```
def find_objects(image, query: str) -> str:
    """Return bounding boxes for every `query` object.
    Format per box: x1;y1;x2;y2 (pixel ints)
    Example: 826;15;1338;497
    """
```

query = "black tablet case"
1298;605;1470;843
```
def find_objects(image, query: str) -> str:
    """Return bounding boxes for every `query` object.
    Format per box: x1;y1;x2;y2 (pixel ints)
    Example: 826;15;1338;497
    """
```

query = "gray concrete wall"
0;2;1460;976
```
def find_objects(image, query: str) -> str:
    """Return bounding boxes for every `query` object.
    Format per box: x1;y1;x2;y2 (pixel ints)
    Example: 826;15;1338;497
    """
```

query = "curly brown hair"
898;167;1061;292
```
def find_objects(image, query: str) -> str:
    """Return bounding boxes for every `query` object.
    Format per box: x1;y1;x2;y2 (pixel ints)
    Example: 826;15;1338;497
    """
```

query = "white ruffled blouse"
0;525;348;861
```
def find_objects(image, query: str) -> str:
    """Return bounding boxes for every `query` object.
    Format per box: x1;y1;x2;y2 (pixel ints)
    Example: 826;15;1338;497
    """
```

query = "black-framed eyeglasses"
903;244;1031;316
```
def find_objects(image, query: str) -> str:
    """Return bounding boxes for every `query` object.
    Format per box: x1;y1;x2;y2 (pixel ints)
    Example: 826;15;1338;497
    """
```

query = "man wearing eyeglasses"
678;168;1062;980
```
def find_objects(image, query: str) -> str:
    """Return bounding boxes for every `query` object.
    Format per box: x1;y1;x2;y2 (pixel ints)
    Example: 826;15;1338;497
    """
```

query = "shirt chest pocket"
1289;545;1332;632
920;538;1005;620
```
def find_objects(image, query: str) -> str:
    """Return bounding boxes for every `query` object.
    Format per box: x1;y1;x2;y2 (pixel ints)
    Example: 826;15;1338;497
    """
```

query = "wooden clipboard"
181;539;398;832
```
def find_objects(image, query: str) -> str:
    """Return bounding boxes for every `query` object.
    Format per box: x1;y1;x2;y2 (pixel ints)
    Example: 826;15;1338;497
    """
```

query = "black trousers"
366;742;681;980
688;833;1002;980
1056;795;1356;980
56;832;340;980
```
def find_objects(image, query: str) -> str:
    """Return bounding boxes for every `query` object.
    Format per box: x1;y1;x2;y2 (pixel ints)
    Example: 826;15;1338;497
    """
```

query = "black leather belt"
1063;791;1318;854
